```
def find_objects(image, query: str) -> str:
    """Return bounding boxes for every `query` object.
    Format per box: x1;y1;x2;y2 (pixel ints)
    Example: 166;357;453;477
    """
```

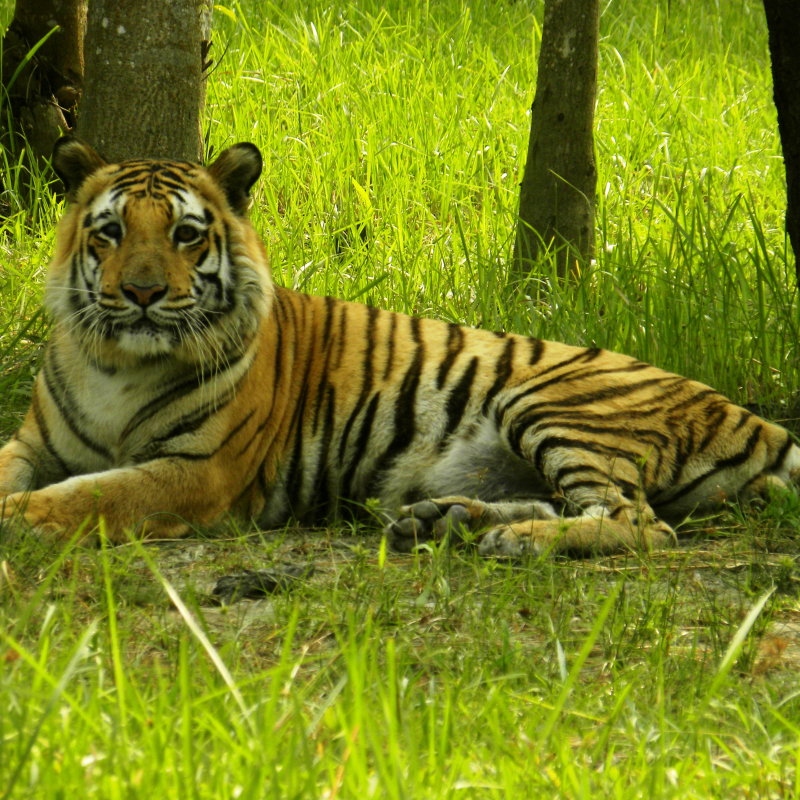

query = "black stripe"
150;394;236;446
481;338;515;414
158;168;191;184
41;349;112;460
210;233;224;301
312;302;337;434
714;424;763;471
442;357;479;442
194;245;210;269
122;352;244;439
504;376;679;439
553;464;595;483
342;392;381;496
771;435;794;473
137;378;251;461
332;302;348;370
667;424;697;488
272;322;283;394
384;313;397;380
282;295;317;508
733;409;752;432
499;349;614;419
561;420;669;448
283;361;315;510
666;388;718;417
697;407;727;452
526;434;639;475
336;308;378;465
221;221;235;309
661;425;764;505
30;390;72;477
198;268;223;300
529;338;545;365
252;318;283;438
309;385;338;519
552;361;651;387
561;479;618;494
111;174;152;190
321;296;335;348
273;290;288;323
218;409;256;449
437;324;464;390
311;369;329;435
369;317;424;481
236;418;266;458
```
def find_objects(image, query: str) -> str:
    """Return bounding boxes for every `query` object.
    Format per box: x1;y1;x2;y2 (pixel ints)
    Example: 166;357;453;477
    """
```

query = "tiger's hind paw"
384;499;475;553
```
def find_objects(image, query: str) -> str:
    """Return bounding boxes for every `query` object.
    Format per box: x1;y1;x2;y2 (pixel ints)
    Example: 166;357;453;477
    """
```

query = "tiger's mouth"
125;317;162;332
87;303;233;364
110;315;181;358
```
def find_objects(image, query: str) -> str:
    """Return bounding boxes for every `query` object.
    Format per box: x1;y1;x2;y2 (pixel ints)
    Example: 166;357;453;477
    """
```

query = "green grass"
3;0;800;796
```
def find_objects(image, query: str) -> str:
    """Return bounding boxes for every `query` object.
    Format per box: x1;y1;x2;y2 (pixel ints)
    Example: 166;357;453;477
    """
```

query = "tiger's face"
45;139;271;368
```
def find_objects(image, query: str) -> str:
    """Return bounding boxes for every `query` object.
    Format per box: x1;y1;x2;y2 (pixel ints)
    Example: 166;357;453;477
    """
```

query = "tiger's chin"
116;328;176;359
73;320;258;372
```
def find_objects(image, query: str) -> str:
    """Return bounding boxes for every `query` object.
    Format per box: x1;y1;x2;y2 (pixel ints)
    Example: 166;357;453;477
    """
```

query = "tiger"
0;136;798;558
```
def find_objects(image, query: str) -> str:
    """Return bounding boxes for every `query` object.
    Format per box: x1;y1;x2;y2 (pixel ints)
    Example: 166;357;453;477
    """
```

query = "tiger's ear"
52;137;107;201
207;143;263;215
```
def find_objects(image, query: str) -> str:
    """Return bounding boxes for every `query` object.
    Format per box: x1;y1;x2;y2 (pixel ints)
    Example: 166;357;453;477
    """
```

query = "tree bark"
0;0;86;201
762;0;800;285
76;0;210;163
513;0;600;281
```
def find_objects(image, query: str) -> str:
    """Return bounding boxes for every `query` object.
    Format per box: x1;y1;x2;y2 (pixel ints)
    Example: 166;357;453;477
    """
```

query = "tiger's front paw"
1;494;91;542
384;499;475;553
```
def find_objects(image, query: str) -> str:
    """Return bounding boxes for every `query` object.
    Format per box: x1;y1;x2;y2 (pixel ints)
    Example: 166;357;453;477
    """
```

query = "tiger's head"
46;138;272;368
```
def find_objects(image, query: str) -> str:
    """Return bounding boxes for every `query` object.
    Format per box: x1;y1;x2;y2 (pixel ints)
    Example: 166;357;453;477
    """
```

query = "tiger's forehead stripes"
88;173;210;230
106;161;200;206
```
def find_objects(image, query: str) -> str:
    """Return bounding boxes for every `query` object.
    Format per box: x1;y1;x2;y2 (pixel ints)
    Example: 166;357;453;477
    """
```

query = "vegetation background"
2;0;800;797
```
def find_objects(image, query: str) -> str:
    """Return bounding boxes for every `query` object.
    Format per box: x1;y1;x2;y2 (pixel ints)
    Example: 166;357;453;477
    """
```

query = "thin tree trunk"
76;0;210;163
513;0;600;282
0;0;86;202
762;0;800;285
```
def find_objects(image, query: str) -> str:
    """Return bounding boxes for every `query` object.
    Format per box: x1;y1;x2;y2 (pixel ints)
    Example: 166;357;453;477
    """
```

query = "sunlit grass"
2;0;800;797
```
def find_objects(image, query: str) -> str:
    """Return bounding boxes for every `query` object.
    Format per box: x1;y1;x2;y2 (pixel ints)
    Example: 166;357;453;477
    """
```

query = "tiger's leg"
476;490;677;557
385;496;561;553
386;489;675;556
1;458;234;544
386;440;677;555
739;473;790;505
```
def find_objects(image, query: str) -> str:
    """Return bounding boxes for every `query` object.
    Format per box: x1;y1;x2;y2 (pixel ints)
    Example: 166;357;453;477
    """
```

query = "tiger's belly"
394;417;553;506
253;415;553;528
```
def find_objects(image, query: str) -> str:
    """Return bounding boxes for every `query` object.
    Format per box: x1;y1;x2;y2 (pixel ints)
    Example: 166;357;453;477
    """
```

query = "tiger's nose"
122;283;167;307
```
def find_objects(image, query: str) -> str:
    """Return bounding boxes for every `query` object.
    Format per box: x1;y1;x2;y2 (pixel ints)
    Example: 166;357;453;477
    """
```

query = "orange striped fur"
1;138;798;556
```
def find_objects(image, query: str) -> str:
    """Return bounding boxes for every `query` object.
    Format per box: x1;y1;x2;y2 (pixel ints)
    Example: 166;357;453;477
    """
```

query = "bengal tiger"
0;137;797;557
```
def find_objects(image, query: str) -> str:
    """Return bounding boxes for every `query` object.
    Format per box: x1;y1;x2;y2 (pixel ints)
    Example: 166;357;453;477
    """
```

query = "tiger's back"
0;138;797;556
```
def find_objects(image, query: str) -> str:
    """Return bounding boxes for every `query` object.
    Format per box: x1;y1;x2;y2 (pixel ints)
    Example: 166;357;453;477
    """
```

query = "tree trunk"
513;0;600;281
762;0;800;285
0;0;86;202
76;0;211;163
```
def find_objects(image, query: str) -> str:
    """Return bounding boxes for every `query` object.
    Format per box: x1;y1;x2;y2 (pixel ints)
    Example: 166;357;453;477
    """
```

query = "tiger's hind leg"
739;473;791;506
477;499;677;557
385;490;676;557
386;434;680;556
385;496;561;553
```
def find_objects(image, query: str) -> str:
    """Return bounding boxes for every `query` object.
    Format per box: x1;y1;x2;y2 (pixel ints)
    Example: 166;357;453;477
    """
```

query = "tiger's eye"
174;224;200;244
99;221;122;240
